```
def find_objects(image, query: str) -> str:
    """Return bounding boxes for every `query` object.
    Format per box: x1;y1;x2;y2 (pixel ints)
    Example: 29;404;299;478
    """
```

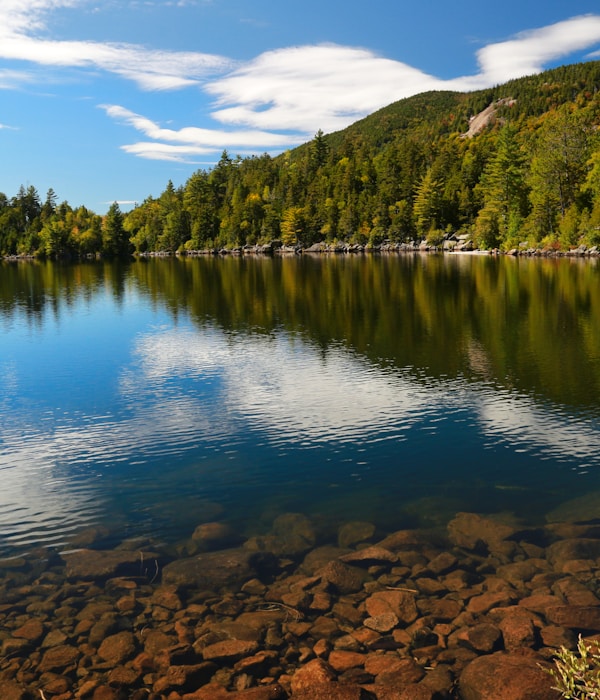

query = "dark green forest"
3;60;600;258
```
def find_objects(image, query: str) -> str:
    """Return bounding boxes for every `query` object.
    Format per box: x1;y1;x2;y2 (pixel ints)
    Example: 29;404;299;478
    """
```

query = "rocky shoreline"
147;238;600;259
3;238;600;262
3;507;600;700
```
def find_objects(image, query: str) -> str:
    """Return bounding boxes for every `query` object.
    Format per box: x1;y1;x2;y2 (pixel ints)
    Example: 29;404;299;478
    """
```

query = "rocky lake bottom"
4;494;600;700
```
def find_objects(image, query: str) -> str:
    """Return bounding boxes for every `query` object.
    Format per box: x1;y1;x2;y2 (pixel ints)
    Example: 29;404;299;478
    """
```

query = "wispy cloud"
452;14;600;90
0;0;232;90
99;104;305;161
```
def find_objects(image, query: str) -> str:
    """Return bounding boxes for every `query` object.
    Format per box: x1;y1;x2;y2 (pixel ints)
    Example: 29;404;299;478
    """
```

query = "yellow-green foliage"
547;636;600;699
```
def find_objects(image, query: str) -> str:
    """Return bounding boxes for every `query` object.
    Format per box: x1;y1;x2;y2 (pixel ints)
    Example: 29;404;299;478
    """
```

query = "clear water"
1;254;600;557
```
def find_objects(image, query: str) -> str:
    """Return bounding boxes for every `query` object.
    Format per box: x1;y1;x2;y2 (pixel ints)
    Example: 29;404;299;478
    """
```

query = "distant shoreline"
3;240;600;262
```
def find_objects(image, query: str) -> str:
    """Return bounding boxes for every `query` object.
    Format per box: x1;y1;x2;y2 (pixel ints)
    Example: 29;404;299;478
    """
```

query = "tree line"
2;60;600;258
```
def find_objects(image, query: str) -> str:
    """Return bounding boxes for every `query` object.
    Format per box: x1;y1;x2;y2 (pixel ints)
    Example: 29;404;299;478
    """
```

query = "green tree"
102;202;130;257
474;126;528;248
280;206;307;246
413;169;442;238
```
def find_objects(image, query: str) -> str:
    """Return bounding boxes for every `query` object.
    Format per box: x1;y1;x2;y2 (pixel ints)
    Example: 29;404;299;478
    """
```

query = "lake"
2;252;600;558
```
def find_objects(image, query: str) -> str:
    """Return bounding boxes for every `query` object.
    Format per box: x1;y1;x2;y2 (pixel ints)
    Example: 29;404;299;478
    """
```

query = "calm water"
1;254;600;557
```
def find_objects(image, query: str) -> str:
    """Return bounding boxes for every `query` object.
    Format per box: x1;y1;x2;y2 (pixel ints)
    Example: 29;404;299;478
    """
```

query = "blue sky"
2;1;600;214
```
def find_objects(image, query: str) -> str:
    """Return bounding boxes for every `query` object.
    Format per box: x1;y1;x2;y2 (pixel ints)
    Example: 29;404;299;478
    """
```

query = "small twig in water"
386;586;418;593
255;602;303;621
149;559;159;584
39;691;48;700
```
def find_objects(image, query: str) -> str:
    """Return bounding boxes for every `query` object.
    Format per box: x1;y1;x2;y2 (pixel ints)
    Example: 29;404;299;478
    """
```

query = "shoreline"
3;240;600;263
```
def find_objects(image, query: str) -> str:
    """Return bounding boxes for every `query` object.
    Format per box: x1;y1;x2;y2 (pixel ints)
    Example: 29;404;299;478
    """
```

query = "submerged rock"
447;512;518;552
162;548;277;590
459;652;560;700
60;548;156;580
337;521;376;548
546;491;600;523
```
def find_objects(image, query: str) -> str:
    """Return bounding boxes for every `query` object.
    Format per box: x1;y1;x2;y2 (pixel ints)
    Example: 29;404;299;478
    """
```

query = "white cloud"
205;45;442;133
0;0;233;90
452;14;600;90
100;104;305;161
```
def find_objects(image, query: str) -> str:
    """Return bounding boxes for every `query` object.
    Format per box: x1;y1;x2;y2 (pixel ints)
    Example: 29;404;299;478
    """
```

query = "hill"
2;60;600;257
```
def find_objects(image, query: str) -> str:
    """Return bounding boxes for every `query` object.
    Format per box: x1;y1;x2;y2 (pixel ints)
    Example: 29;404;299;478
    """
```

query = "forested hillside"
3;60;600;257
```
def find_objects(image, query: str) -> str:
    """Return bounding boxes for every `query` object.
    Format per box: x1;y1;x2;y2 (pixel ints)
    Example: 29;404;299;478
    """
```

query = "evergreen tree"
102;202;130;257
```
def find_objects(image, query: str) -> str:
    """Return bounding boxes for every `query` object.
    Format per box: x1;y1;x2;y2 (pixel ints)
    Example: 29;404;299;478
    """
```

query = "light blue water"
1;256;599;556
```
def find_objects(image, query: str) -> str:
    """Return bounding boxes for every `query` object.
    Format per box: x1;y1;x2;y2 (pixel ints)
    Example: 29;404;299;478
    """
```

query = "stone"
182;682;230;699
61;548;154;580
37;644;80;672
317;560;369;594
12;618;45;642
328;650;367;672
333;601;363;627
365;590;418;625
151;584;183;611
370;685;434;700
0;681;29;700
540;625;577;649
142;628;175;655
554;578;600;606
107;665;141;686
518;594;564;615
97;631;137;665
290;658;336;693
91;686;120;700
309;615;341;640
498;613;537;650
301;546;351;574
162;548;277;590
546;539;600;570
192;521;238;549
364;613;399;633
339;546;398;566
427;551;458;575
234;650;279;674
376;530;430;552
546;491;600;522
496;560;545;585
417;597;463;621
459;652;561;700
545;605;600;631
41;628;68;648
374;657;425;686
465;623;503;653
270;512;317;556
447;513;517;552
153;663;216;694
201;639;259;662
291;686;374;699
228;687;288;700
338;521;376;548
467;590;518;615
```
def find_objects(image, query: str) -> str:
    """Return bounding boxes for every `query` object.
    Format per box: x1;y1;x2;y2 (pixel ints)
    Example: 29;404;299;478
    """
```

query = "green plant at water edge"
547;635;600;699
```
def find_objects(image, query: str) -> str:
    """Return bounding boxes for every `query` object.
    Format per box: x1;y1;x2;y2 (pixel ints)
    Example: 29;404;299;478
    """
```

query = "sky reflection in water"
1;257;599;555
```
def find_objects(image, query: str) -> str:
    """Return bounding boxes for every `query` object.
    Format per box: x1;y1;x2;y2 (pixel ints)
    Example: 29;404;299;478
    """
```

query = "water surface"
1;254;599;556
